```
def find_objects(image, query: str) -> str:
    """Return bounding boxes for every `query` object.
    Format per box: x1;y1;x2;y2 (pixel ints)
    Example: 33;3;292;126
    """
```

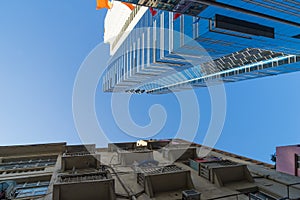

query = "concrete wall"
144;171;194;197
211;165;254;186
163;147;197;162
276;145;300;176
108;142;136;152
0;143;66;157
118;151;154;166
66;144;95;153
53;179;116;200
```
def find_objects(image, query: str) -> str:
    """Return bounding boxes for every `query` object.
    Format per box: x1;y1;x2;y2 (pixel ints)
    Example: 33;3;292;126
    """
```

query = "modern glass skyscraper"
103;1;300;94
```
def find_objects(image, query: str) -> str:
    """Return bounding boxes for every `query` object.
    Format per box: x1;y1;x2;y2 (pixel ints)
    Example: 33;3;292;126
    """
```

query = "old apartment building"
0;139;300;200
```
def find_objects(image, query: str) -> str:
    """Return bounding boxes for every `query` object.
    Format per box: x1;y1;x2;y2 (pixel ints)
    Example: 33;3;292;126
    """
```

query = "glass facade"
103;1;300;94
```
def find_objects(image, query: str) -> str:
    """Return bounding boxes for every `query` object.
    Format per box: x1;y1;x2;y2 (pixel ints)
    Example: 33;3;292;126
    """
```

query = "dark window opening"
292;34;300;39
215;14;275;39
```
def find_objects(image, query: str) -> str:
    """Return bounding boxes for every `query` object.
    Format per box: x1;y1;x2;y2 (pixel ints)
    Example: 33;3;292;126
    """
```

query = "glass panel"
24;182;38;187
33;187;48;195
16;188;34;198
16;186;48;198
38;181;50;186
34;190;47;196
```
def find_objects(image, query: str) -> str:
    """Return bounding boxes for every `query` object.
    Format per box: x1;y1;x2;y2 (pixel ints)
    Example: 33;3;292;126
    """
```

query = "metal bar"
191;0;300;28
288;182;300;186
286;182;300;199
207;193;243;200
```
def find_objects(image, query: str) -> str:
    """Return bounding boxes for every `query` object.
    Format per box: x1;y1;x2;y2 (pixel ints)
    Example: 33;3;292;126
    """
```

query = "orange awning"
96;0;112;10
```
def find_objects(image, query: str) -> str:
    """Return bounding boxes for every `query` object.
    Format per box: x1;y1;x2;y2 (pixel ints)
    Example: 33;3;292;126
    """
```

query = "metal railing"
63;152;92;157
139;165;184;175
207;193;246;200
207;192;274;200
57;172;110;183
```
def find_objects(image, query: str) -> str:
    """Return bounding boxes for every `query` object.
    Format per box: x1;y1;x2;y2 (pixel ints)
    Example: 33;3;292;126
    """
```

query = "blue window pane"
16;186;48;198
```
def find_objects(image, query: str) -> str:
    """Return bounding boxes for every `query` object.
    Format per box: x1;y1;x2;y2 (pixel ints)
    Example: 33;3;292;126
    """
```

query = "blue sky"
1;0;300;163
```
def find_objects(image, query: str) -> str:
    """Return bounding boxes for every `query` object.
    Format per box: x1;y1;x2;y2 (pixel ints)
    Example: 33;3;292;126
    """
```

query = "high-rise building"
276;144;300;177
1;139;300;199
102;1;300;94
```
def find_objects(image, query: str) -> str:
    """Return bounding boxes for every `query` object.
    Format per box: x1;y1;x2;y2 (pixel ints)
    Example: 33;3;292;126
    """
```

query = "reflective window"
15;181;49;199
16;187;48;198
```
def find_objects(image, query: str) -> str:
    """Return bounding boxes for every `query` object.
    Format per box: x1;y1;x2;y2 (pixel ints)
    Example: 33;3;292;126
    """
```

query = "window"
15;181;49;199
15;187;48;198
215;14;275;38
296;154;300;169
0;158;56;171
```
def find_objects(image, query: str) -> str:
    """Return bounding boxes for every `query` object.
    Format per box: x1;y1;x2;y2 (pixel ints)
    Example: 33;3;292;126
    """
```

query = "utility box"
182;190;201;200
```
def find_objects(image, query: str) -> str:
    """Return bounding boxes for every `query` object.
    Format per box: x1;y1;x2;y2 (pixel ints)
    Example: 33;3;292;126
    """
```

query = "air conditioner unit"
182;190;201;200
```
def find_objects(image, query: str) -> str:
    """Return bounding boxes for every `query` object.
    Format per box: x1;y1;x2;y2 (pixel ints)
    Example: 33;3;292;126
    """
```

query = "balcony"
61;152;100;171
137;165;194;198
108;139;171;152
147;139;170;150
191;159;254;187
53;172;115;200
108;142;137;152
117;149;154;166
162;146;197;162
65;144;96;154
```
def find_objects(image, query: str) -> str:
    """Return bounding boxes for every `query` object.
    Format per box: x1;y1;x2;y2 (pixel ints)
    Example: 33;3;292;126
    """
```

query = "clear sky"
1;0;300;163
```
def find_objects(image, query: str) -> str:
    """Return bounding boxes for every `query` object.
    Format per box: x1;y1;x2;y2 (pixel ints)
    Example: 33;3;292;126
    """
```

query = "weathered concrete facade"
1;139;300;199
